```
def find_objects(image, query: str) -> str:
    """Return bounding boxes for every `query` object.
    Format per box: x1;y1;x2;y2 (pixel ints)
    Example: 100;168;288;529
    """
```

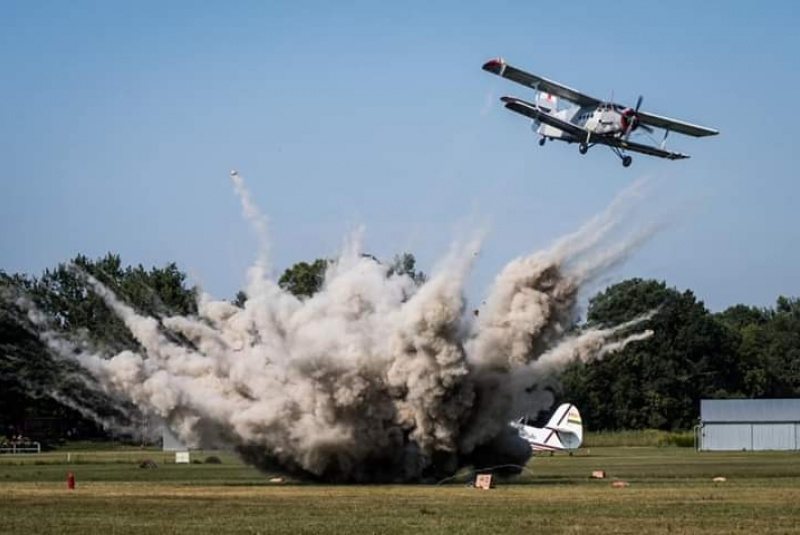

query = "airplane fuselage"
535;105;630;142
511;421;582;452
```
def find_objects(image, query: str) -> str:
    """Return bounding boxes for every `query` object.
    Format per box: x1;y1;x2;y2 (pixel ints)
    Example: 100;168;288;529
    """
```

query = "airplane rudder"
546;403;571;429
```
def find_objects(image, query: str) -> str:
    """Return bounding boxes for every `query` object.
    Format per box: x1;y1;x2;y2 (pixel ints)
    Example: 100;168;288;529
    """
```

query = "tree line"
561;279;800;430
0;254;198;442
1;253;798;441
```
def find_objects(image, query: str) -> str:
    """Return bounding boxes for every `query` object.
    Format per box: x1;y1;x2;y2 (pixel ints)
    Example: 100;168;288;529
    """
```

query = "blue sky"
1;1;798;311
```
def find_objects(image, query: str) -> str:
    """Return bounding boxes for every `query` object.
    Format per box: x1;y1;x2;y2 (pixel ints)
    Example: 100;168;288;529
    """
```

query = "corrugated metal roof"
701;399;800;423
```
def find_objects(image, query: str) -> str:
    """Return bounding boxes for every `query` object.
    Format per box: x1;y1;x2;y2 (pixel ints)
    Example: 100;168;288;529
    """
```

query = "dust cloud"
29;174;655;482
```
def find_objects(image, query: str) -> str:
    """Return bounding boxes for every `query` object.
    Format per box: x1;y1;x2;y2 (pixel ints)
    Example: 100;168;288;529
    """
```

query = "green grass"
583;429;696;447
2;447;800;534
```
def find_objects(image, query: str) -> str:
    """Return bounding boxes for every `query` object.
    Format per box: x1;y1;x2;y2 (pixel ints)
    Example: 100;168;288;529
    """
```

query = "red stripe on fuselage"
530;442;559;451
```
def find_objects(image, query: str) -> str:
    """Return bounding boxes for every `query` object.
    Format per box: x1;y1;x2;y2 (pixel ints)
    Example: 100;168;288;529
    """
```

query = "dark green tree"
278;259;330;298
0;255;198;442
388;253;427;284
233;290;248;308
277;253;426;299
561;279;741;430
722;296;800;398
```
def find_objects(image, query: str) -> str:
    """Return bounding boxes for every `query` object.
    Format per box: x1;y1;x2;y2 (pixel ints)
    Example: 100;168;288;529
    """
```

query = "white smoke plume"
26;175;658;482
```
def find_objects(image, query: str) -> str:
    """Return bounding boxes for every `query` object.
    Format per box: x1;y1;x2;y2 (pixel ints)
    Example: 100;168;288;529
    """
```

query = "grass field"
2;445;800;534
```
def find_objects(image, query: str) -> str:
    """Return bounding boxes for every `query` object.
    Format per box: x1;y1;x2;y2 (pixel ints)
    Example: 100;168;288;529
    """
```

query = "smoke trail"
24;174;658;482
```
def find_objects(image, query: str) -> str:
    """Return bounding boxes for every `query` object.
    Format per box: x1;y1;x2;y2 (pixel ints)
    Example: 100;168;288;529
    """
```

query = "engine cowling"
620;107;639;134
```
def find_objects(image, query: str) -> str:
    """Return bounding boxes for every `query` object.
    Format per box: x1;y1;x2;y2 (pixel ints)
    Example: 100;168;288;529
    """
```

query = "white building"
698;399;800;451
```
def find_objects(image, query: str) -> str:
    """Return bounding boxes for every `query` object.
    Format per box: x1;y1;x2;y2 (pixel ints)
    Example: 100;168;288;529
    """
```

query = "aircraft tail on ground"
511;403;584;452
545;403;583;450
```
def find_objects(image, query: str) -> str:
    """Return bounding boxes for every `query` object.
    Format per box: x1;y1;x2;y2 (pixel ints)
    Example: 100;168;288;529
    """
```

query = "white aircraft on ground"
483;58;718;167
512;403;584;452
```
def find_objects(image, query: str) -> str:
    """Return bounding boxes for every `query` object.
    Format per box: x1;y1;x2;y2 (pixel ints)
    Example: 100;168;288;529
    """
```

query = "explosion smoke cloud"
28;175;656;482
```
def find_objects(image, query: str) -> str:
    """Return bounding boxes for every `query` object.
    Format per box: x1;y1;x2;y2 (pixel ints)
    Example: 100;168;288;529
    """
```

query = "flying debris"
483;57;719;167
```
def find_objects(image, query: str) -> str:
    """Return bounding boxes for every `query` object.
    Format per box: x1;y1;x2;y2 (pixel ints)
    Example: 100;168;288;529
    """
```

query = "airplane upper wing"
500;96;586;138
636;110;719;137
484;58;600;108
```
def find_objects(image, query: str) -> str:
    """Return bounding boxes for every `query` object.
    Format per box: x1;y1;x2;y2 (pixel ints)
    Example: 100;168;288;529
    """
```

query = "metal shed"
698;399;800;451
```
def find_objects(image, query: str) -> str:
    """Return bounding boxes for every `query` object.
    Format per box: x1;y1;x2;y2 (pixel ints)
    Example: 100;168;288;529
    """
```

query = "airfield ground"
2;445;799;534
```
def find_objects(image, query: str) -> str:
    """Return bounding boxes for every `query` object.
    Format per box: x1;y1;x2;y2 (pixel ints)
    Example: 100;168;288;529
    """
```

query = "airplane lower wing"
500;96;586;138
605;137;689;160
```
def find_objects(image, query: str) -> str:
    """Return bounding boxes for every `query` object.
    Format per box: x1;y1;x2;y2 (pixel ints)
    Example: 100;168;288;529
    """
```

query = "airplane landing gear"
610;145;633;168
578;143;588;154
539;137;546;146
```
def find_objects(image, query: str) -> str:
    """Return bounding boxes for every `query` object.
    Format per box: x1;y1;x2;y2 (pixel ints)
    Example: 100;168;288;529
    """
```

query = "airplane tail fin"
546;404;583;449
535;91;558;112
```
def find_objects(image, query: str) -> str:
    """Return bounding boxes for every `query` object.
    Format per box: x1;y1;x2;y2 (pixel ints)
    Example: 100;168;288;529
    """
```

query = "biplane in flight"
483;58;718;167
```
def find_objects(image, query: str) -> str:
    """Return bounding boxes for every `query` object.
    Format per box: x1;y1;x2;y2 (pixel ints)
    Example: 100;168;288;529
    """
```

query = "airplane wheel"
578;143;588;154
539;137;546;146
622;156;632;167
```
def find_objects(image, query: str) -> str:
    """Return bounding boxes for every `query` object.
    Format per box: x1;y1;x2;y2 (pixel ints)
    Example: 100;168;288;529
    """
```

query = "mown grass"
2;446;800;534
5;482;800;535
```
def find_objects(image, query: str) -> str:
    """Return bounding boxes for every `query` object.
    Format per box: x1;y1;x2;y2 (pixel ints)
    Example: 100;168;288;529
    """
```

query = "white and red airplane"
483;58;718;167
511;403;583;452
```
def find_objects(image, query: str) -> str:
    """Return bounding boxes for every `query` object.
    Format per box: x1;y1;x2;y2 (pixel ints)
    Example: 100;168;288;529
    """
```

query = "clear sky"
1;0;798;312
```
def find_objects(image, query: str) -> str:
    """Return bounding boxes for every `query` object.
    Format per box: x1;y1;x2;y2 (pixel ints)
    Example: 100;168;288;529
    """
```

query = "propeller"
620;95;653;140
